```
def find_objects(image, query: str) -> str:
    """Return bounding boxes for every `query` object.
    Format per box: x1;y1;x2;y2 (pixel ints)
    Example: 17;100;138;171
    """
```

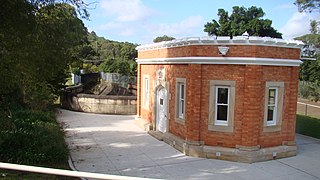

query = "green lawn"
296;114;320;139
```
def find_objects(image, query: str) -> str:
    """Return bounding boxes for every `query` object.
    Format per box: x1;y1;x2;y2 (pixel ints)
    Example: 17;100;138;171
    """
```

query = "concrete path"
57;109;320;180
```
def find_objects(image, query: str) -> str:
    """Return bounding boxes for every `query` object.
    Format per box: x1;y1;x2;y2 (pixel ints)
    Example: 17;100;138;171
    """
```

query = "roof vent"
242;31;249;39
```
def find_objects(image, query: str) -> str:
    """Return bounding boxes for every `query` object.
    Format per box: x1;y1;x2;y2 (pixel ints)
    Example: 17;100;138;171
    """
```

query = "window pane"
268;89;275;105
180;84;184;99
267;106;274;121
217;88;228;104
217;105;228;121
181;100;184;114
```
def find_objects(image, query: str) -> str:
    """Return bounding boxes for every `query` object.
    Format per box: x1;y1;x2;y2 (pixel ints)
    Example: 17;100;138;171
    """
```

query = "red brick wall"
200;65;246;147
258;66;299;147
139;64;188;138
137;44;300;148
138;45;300;60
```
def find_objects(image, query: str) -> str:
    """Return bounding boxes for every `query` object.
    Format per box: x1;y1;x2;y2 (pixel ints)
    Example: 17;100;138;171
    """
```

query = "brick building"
135;36;304;163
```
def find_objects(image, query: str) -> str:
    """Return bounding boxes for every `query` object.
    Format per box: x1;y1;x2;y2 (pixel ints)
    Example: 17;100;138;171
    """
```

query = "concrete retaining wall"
61;92;137;115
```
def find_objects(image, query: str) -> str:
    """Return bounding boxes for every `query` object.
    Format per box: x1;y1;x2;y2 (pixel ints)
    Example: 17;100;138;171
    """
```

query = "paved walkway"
57;109;320;180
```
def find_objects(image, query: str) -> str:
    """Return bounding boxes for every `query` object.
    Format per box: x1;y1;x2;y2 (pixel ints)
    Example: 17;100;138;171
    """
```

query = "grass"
296;114;320;139
0;109;74;179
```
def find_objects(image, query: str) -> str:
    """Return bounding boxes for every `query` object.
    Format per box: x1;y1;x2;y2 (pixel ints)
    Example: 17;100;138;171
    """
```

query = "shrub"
0;109;68;166
23;82;56;111
296;114;320;139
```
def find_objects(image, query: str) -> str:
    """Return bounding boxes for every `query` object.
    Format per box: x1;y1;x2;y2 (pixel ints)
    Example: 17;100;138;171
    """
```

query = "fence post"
305;103;308;116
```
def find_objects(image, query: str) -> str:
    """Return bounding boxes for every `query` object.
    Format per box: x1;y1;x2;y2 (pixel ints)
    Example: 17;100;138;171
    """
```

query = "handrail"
0;162;160;180
298;102;320;109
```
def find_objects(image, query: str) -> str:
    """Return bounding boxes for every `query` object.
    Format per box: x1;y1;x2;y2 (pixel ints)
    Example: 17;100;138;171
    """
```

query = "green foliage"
204;6;282;38
29;0;90;19
0;0;84;171
295;33;320;103
87;32;138;62
153;35;176;43
99;58;135;76
295;0;320;12
0;0;88;110
296;33;320;58
299;81;320;102
83;63;99;73
310;20;319;34
296;114;320;139
0;109;68;165
299;59;320;82
299;81;312;98
295;21;320;103
82;32;138;76
23;81;56;111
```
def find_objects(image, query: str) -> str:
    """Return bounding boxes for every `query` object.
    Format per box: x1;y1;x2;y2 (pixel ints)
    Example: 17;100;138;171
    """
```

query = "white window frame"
263;82;284;132
178;83;185;119
208;80;235;133
266;87;278;126
143;75;149;109
175;78;186;123
214;86;230;126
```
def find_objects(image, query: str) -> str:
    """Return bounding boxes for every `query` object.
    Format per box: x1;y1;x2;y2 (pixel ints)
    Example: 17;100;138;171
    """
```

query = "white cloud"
98;21;123;30
147;16;205;37
97;21;136;37
119;28;135;36
280;12;315;39
274;3;296;10
100;0;156;22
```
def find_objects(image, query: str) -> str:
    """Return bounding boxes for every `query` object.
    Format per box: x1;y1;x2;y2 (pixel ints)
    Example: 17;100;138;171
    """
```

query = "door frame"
153;85;169;133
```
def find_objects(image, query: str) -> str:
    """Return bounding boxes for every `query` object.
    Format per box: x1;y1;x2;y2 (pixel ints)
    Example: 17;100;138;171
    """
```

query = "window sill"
263;125;281;132
208;124;233;133
175;118;185;125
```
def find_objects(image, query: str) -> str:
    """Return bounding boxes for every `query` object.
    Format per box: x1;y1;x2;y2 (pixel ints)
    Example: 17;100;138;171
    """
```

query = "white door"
156;87;167;133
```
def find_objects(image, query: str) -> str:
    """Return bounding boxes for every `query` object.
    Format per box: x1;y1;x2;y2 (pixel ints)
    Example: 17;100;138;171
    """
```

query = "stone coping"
148;131;297;163
136;36;304;51
77;93;137;100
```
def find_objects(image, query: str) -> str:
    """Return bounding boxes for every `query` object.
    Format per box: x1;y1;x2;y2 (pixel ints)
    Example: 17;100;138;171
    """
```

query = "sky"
82;0;319;44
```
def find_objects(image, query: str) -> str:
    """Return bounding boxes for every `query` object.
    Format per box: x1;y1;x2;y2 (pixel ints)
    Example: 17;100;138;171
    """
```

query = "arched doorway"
156;87;167;133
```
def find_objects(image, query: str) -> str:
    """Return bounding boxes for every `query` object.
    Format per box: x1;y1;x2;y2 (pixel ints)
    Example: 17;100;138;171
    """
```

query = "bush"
0;109;68;166
23;82;56;111
296;114;320;139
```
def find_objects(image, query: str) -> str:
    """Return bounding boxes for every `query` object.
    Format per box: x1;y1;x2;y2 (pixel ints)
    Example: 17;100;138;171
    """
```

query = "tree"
28;0;90;18
204;6;282;38
84;32;138;76
296;20;320;101
310;20;319;34
99;58;133;76
153;35;176;43
295;0;320;12
296;34;320;82
0;0;88;110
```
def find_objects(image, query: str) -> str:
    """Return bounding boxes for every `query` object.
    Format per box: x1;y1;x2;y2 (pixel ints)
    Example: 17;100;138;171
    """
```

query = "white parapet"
136;36;304;51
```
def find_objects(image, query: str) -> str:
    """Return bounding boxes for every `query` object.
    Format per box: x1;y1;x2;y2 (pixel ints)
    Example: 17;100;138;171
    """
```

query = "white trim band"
136;36;304;51
136;57;302;66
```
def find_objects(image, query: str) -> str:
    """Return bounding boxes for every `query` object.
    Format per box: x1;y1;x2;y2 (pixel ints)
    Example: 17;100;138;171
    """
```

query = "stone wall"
61;91;137;115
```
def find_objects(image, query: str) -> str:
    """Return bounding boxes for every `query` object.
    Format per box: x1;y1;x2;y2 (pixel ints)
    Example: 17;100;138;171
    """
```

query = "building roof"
136;36;304;51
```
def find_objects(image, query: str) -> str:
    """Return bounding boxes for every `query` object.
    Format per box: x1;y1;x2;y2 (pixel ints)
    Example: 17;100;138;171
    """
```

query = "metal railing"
297;102;320;118
0;162;159;180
